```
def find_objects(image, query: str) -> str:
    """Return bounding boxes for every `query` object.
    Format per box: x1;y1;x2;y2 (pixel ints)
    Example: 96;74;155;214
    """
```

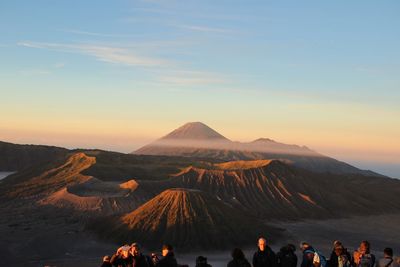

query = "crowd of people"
100;238;399;267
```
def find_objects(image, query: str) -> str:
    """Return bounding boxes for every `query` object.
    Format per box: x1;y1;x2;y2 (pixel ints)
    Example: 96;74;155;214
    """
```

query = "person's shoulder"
267;246;276;254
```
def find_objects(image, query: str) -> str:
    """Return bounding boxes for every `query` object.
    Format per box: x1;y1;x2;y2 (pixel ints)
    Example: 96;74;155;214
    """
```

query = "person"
111;244;134;267
253;237;277;267
227;248;251;267
276;244;297;267
328;242;351;267
155;244;178;267
196;256;212;267
300;242;327;267
377;248;398;267
101;255;112;267
353;241;375;267
131;243;152;267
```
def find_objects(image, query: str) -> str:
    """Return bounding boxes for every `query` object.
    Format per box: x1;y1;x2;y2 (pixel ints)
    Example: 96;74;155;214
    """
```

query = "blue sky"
0;1;399;177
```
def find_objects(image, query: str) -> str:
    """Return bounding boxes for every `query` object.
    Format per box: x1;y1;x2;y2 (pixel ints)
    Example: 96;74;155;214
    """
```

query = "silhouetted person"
101;255;112;267
131;243;151;267
277;244;297;267
328;242;351;267
353;241;375;267
196;256;212;267
155;244;178;267
228;248;251;267
111;245;134;267
377;248;398;267
253;237;277;267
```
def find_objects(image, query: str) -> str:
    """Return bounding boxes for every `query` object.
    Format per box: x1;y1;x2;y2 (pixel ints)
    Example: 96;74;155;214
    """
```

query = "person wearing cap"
155;244;178;267
253;237;277;267
131;243;152;267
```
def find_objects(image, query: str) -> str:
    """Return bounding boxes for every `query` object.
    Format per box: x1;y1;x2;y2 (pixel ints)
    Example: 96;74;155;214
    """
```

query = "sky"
0;0;399;178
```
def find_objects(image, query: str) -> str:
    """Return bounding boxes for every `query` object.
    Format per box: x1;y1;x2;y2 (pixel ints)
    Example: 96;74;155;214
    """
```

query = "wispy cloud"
155;70;228;86
18;41;171;67
18;69;51;76
54;62;65;69
177;24;233;34
60;29;132;38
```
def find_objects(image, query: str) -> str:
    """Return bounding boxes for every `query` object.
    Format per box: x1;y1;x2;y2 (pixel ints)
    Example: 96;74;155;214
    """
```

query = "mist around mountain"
134;122;381;176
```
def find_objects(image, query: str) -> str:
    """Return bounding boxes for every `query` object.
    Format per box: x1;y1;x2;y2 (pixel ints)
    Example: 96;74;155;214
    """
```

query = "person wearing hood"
228;248;251;267
277;244;297;267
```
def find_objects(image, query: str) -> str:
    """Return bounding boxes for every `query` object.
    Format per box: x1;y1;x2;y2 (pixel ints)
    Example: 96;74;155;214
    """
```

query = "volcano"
93;188;282;250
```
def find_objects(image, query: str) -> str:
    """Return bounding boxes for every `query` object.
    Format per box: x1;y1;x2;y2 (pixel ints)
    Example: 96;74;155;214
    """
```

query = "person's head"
103;255;111;262
162;244;173;257
334;244;344;256
118;245;131;259
300;242;311;252
231;248;245;260
333;240;342;248
280;244;294;254
359;241;370;254
384;248;393;258
131;243;141;256
287;244;296;253
258;237;267;251
196;256;208;266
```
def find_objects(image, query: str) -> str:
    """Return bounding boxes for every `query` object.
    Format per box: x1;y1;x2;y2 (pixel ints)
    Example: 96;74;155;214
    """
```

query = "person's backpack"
305;250;327;267
359;254;374;267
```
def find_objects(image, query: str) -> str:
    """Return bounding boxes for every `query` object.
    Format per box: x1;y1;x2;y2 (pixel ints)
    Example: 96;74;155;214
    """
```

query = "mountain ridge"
134;122;382;176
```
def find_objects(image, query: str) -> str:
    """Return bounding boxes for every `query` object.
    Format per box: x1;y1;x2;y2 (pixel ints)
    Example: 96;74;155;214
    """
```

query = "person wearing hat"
131;243;152;267
155;244;178;267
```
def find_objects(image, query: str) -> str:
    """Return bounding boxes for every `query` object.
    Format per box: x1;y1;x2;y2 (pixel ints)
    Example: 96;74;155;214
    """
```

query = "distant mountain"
0;141;68;171
92;188;282;250
161;121;229;141
134;122;381;176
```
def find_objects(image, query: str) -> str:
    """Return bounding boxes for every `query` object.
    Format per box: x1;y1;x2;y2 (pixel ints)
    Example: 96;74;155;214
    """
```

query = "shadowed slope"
139;160;400;220
0;141;68;171
1;152;96;198
93;188;282;250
